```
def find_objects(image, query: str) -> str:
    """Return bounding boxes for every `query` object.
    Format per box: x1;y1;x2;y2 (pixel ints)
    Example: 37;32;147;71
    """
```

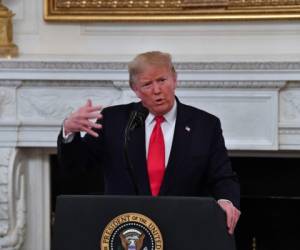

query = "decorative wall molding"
0;79;288;149
284;81;300;88
18;93;75;120
0;149;26;250
281;92;300;120
0;59;298;150
280;128;300;135
0;65;298;149
177;90;279;150
0;81;22;87
0;61;127;71
177;62;300;71
81;23;300;37
177;81;286;88
17;80;121;122
20;80;113;87
114;80;286;89
1;60;300;83
279;126;300;150
0;87;17;120
0;148;12;237
2;61;300;72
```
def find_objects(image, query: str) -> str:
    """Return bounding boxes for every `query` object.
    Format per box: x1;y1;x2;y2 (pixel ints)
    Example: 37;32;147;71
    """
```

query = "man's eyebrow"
156;76;167;80
141;80;152;84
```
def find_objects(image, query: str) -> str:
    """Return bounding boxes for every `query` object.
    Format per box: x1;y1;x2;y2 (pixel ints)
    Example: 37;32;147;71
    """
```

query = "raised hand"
63;99;103;138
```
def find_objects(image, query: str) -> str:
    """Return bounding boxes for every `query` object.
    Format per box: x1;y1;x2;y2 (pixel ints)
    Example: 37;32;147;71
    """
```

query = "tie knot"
155;116;164;124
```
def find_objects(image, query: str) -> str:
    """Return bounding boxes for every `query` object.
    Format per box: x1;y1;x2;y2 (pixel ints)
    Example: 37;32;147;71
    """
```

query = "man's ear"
132;85;141;99
172;72;178;90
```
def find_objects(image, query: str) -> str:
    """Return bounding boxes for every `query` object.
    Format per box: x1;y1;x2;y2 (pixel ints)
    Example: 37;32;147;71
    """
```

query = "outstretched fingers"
78;119;103;137
64;100;103;137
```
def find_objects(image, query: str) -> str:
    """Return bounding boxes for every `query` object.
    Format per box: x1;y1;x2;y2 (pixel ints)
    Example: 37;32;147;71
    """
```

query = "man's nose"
153;82;161;93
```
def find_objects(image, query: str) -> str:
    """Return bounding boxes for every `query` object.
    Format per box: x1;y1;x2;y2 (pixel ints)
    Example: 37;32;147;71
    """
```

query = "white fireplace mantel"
2;58;300;81
0;58;300;250
1;58;300;149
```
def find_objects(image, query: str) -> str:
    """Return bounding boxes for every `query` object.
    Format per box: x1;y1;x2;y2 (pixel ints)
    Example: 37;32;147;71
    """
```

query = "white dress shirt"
145;101;177;168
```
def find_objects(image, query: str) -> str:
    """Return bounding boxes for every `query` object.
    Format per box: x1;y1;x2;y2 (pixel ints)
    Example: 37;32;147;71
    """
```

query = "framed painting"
44;0;300;21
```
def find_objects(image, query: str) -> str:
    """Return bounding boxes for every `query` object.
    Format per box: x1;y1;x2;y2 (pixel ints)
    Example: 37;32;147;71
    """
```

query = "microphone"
124;104;148;195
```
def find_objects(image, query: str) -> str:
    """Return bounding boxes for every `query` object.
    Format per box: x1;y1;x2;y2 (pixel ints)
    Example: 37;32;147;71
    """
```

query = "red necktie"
147;116;165;196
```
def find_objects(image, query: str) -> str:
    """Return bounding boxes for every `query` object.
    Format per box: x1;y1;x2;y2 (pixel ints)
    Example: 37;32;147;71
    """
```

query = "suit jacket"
57;99;240;208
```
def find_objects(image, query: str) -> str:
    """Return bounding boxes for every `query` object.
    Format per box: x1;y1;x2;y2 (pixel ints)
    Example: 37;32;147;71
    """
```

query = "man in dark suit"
57;51;240;234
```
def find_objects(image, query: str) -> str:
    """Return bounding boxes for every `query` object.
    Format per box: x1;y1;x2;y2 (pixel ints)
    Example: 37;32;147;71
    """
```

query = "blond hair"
128;51;176;88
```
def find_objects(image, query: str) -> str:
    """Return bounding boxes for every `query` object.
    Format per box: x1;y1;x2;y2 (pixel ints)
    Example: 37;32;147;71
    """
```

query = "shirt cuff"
62;125;75;143
217;199;233;205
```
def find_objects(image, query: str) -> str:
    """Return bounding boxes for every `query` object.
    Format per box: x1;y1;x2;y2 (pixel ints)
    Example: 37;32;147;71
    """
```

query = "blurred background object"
0;0;18;58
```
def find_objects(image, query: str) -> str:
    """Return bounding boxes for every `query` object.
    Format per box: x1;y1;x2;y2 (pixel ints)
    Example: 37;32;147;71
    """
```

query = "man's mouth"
155;98;164;104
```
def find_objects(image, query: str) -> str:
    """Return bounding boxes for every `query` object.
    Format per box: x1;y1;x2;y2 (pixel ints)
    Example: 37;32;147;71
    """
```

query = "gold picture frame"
44;0;300;21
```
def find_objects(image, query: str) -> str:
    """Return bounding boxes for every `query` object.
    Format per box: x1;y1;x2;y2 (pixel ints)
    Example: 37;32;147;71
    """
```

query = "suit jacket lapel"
127;114;151;195
159;101;193;195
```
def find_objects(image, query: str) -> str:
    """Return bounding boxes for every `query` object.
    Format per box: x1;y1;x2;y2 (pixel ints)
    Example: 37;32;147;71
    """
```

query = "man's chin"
151;105;171;116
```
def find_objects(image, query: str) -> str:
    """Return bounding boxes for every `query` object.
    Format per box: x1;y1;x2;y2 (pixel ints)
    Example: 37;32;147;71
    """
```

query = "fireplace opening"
231;155;300;250
50;154;300;250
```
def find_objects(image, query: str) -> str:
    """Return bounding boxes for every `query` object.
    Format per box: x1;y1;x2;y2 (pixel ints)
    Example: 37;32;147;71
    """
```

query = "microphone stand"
124;105;148;195
124;110;141;195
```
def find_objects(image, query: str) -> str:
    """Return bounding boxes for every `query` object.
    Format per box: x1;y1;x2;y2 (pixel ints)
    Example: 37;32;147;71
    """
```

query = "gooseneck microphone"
124;104;148;195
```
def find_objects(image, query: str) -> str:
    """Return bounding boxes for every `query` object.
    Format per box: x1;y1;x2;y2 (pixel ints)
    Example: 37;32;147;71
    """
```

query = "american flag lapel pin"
185;126;191;132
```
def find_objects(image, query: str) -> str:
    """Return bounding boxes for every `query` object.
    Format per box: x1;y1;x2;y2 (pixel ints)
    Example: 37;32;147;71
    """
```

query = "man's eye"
142;82;152;89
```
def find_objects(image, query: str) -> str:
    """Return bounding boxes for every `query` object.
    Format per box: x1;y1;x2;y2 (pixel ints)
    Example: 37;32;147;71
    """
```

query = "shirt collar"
145;100;177;126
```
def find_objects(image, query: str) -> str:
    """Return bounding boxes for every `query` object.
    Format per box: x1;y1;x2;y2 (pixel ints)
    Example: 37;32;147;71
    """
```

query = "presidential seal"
100;212;163;250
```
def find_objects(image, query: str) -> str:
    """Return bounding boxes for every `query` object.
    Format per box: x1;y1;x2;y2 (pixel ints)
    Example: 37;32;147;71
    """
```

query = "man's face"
132;65;177;116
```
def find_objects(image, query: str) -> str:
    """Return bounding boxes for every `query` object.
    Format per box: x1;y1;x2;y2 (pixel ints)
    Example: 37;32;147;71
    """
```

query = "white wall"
3;0;300;61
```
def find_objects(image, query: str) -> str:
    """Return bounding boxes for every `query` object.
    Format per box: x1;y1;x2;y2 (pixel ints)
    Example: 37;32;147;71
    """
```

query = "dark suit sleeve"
57;119;106;174
206;118;240;209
